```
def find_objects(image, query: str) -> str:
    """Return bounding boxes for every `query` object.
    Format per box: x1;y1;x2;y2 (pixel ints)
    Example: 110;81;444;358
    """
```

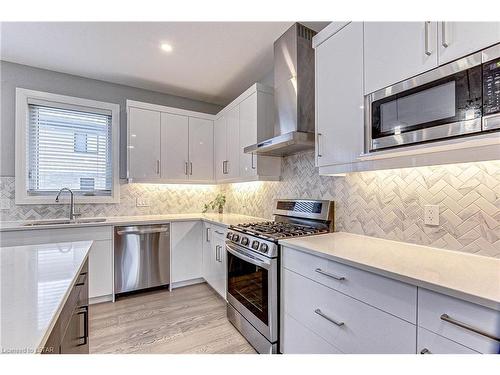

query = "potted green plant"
202;193;226;214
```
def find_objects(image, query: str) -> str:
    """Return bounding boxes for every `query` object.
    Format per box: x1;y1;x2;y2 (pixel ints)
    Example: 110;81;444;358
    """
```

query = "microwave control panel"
483;59;500;115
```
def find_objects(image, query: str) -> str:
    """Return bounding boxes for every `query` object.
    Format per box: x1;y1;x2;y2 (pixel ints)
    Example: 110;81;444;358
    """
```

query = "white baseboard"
171;277;205;289
89;294;113;305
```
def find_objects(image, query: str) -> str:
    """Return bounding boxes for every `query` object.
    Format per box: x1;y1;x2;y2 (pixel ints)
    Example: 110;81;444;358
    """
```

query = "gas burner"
233;221;329;240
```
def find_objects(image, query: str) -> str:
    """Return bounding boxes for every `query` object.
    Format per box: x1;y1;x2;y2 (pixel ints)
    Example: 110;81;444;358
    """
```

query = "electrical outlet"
424;205;439;226
136;197;150;207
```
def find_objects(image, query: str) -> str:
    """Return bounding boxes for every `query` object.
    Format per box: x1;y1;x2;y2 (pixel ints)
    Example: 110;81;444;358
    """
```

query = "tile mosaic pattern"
223;153;500;258
2;152;499;258
0;178;219;221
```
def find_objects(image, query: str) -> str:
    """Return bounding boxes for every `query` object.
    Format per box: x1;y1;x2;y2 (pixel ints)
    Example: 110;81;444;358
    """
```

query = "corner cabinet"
215;84;281;183
314;22;364;168
127;101;214;183
202;222;227;299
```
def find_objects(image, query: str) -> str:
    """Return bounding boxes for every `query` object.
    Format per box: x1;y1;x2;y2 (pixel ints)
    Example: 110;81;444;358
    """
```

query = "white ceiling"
0;22;328;105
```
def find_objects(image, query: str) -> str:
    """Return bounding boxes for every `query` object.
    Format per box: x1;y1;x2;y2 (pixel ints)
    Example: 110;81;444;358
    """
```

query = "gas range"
226;199;335;353
227;220;331;258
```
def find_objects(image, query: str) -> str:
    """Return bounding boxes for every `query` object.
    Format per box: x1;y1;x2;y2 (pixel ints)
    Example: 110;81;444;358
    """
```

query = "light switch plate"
136;197;150;207
424;205;439;226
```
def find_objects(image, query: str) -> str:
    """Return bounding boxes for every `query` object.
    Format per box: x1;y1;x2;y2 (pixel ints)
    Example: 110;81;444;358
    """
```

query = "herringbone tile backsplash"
1;152;499;258
222;153;500;258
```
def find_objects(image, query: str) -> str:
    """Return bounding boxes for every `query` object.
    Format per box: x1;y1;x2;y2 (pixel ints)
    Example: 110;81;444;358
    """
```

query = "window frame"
15;88;120;204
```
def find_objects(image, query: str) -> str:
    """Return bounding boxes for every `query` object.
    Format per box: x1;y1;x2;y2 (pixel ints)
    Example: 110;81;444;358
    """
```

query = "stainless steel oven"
365;44;500;152
226;240;278;353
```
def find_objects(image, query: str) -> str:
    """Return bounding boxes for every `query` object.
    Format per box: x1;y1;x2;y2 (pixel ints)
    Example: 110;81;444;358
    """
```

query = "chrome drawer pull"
440;314;500;342
315;268;345;281
314;308;344;327
420;348;431;354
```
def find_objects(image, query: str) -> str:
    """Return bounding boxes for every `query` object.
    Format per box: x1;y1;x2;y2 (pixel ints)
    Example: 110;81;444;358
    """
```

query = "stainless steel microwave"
365;44;500;152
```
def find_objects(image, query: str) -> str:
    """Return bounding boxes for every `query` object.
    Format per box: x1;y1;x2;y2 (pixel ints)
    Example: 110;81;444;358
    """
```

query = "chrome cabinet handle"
420;348;431;354
251;153;256;169
206;227;210;242
190;162;193;175
222;160;228;174
185;161;189;175
214;230;223;235
440;314;500;342
316;133;323;157
424;21;432;56
314;308;344;327
315;268;345;281
441;22;449;48
156;160;160;174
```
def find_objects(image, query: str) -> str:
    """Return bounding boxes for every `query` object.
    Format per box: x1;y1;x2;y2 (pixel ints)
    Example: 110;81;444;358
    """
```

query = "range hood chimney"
244;23;316;157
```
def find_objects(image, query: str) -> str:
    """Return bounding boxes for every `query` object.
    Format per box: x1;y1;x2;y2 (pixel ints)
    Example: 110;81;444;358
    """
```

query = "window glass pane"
27;104;112;195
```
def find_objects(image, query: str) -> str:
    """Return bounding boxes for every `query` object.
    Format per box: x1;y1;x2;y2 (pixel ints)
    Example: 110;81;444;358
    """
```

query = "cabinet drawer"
417;327;478;354
281;313;342;354
283;269;416;353
418;289;500;354
282;247;417;323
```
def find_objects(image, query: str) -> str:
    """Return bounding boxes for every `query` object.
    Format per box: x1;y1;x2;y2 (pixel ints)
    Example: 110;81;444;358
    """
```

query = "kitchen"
0;2;499;371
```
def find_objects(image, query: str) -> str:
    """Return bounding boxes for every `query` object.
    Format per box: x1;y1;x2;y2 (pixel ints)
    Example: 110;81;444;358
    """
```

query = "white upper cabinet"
314;22;364;167
438;22;500;65
225;105;240;179
127;101;214;183
188;117;214;182
364;22;438;94
162;112;189;180
128;107;162;180
214;115;228;180
239;90;281;178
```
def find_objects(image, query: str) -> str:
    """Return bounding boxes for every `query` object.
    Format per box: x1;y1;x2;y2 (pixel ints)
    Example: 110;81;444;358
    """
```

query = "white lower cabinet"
0;226;113;303
417;327;478;354
418;288;500;354
201;223;227;299
170;221;203;285
282;268;416;354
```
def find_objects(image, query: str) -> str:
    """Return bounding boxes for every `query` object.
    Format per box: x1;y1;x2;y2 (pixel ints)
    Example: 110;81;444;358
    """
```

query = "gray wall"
0;61;222;178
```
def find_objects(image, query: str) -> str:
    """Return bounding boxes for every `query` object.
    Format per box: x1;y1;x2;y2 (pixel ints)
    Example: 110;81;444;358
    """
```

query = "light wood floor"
89;283;257;354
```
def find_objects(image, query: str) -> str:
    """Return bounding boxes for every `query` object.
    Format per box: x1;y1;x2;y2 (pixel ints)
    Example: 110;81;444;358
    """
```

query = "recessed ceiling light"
160;43;173;53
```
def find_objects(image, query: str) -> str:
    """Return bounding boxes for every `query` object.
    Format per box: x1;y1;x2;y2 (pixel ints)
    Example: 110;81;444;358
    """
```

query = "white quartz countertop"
279;232;500;311
0;241;92;353
0;213;267;232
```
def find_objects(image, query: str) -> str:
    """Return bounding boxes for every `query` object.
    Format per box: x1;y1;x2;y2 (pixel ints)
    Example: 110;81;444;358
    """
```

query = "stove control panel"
226;228;278;258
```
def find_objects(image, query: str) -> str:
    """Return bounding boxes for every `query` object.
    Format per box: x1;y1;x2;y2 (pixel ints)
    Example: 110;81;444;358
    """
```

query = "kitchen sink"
22;218;107;227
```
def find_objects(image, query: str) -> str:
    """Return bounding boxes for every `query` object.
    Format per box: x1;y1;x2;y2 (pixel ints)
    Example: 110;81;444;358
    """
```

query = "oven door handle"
225;242;272;270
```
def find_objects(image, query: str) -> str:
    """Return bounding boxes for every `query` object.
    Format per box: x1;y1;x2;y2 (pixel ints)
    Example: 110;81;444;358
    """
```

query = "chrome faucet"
55;188;80;221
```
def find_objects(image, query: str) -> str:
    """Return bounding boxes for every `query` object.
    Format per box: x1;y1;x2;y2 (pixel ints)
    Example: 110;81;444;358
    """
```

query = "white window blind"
27;102;113;196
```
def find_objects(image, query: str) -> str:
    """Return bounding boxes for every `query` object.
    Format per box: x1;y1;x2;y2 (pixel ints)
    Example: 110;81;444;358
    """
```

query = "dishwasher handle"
116;226;169;236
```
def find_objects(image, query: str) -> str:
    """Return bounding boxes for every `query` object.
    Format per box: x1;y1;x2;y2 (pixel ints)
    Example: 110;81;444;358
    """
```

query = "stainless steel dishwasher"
114;224;170;296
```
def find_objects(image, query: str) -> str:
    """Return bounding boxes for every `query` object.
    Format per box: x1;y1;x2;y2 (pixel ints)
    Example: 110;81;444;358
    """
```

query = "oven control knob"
226;232;233;240
252;240;260;250
260;243;269;253
241;237;249;246
232;234;240;242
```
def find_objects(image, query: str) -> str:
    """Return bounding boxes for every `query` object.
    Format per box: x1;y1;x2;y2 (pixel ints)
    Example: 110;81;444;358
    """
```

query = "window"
16;89;120;204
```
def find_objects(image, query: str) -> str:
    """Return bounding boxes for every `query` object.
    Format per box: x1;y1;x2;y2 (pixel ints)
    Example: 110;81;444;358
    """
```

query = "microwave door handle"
225;243;271;270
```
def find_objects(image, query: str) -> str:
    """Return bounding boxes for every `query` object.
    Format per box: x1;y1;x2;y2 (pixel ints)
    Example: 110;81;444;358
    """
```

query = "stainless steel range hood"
244;23;316;157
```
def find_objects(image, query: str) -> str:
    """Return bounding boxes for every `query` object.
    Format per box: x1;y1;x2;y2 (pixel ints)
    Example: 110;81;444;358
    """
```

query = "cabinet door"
60;306;88;354
171;221;203;283
162;112;189;180
211;227;227;299
364;22;438;94
88;240;113;299
128;107;161;180
214;116;227;180
202;223;212;284
188;117;214;181
417;327;478;354
438;22;500;65
226;106;240;179
315;22;364;167
239;93;258;177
